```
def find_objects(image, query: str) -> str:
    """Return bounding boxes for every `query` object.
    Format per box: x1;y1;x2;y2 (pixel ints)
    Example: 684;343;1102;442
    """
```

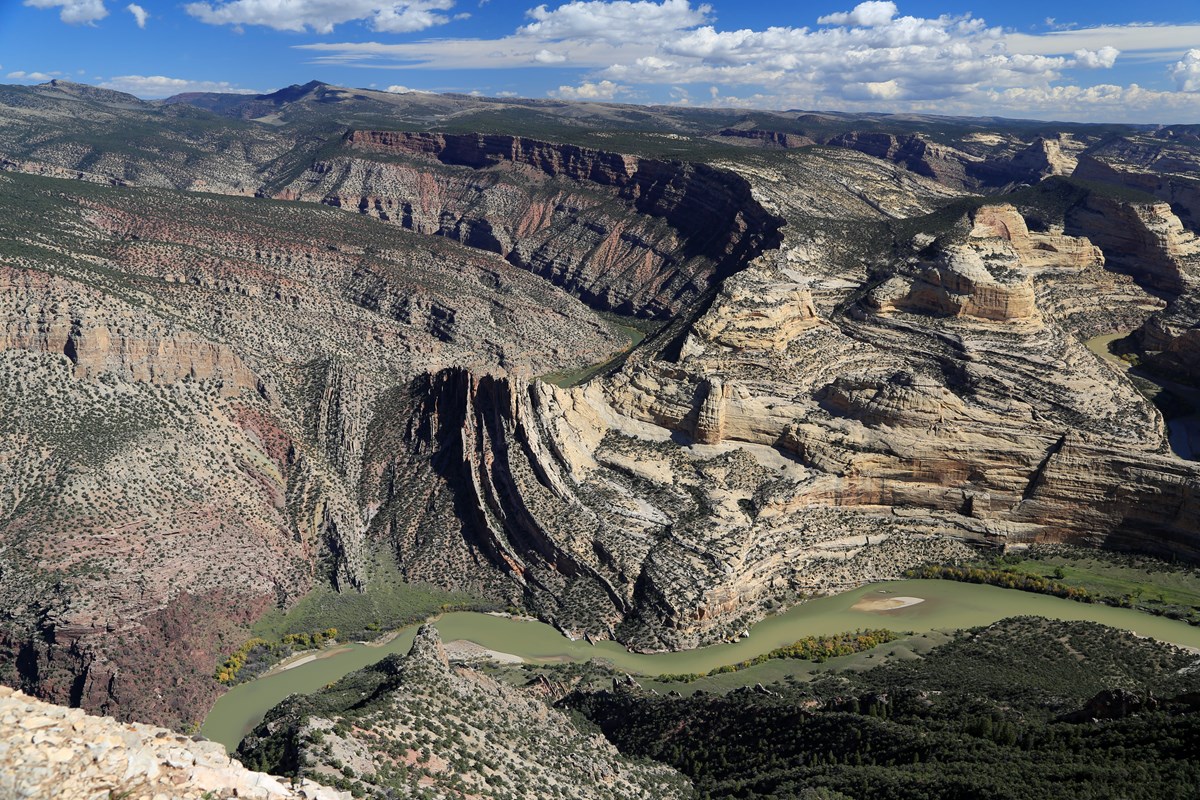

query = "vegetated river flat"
202;578;1200;751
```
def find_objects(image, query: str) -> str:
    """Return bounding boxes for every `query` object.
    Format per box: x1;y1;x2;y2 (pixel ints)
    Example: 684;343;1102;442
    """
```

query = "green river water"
202;578;1200;750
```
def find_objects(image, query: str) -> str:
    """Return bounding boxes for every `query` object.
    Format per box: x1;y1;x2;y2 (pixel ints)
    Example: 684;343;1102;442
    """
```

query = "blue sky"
3;0;1200;122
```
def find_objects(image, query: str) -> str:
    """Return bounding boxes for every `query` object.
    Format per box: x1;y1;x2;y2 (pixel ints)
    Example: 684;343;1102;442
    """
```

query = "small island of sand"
852;595;926;612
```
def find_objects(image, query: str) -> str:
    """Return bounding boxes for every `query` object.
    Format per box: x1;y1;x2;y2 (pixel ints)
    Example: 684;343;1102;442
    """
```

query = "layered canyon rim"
3;77;1200;743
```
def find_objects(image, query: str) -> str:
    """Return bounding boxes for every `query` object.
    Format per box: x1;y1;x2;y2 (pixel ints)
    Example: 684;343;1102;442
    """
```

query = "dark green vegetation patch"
565;617;1200;800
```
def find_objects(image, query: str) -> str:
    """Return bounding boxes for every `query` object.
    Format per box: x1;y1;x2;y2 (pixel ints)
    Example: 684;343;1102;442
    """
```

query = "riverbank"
201;578;1200;752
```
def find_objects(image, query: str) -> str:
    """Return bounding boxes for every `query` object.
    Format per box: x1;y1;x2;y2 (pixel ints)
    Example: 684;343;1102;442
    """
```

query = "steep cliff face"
1005;136;1081;180
0;266;259;394
826;132;1081;192
6;87;1200;725
0;171;630;728
385;360;984;648
826;132;983;189
1065;194;1200;294
970;203;1103;270
1074;146;1200;229
868;252;1039;323
391;369;636;630
866;203;1104;325
717;128;816;149
276;131;784;318
1137;290;1200;378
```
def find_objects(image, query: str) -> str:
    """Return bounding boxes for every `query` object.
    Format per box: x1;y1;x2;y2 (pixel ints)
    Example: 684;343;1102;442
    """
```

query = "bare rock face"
374;181;1200;650
0;265;259;393
1066;194;1200;294
693;377;730;444
717;128;816;149
5;83;1200;730
869;250;1039;323
826;132;983;189
683;267;822;354
970;203;1103;271
826;131;1095;192
1073;136;1200;229
0;685;347;800
1006;135;1082;180
869;202;1104;324
407;623;450;668
1137;291;1200;377
277;130;784;318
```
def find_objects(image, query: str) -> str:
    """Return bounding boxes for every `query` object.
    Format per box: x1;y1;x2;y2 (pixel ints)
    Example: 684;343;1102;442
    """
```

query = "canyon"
1;78;1200;742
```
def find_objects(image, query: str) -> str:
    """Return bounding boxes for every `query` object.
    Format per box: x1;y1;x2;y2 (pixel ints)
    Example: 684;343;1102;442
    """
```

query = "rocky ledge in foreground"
0;685;346;800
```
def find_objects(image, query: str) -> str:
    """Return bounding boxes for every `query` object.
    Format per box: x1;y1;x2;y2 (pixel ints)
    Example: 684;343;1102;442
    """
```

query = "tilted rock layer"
0;169;625;728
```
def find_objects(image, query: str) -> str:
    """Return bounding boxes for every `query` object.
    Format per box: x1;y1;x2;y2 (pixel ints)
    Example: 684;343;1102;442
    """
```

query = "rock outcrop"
868;250;1039;323
0;685;346;800
0;265;259;394
236;625;689;800
683;267;822;354
826;131;1085;192
277;131;784;317
826;132;994;189
4;81;1200;731
369;191;1200;650
717;128;816;149
1073;136;1200;229
969;203;1103;271
1065;193;1200;293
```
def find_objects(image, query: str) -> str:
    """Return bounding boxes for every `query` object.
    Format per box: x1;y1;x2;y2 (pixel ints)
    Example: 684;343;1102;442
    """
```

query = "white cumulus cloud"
184;0;458;34
1171;49;1200;92
520;0;710;44
6;70;56;81
294;1;1200;121
1072;46;1119;69
23;0;108;25
986;82;1200;119
817;1;897;28
551;79;624;100
97;75;259;98
126;2;147;27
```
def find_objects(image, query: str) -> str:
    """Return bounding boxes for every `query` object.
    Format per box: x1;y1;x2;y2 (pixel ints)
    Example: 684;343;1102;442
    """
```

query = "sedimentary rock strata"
717;128;816;149
279;131;784;317
376;173;1200;650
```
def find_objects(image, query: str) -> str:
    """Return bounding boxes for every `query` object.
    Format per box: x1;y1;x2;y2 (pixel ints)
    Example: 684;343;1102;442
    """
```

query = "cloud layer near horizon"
14;0;1200;121
286;0;1200;119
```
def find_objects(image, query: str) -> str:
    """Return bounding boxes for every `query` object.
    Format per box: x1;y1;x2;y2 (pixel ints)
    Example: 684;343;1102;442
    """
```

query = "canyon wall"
276;131;784;318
